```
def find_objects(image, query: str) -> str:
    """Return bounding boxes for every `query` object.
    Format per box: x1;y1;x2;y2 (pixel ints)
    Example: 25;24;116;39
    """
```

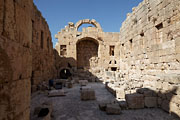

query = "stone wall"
119;0;180;116
77;39;98;69
0;1;56;120
31;5;56;90
55;19;120;79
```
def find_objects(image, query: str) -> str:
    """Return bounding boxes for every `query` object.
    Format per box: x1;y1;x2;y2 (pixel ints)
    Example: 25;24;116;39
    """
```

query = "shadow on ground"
31;52;180;120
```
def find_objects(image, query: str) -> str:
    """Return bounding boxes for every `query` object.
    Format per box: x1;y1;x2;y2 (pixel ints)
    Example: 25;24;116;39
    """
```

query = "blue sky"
33;0;143;47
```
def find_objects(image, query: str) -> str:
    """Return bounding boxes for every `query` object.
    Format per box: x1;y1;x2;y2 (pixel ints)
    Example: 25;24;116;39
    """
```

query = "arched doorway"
76;38;99;70
60;68;72;79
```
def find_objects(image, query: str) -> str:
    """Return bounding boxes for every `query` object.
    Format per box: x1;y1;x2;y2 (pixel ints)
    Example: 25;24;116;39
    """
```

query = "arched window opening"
77;23;96;32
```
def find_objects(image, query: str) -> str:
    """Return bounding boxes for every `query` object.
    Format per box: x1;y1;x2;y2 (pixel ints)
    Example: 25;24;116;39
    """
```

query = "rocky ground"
31;82;179;120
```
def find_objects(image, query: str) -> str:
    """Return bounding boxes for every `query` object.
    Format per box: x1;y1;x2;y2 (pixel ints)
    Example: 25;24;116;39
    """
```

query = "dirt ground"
31;83;179;120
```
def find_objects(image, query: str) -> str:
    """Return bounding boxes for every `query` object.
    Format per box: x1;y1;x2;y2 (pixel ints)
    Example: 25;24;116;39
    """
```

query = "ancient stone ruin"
0;0;180;120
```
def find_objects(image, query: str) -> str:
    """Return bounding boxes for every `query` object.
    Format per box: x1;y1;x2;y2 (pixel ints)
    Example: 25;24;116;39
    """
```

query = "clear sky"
33;0;143;47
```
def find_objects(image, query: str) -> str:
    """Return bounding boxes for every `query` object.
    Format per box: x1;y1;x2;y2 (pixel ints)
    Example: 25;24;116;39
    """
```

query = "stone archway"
76;38;99;70
75;19;102;32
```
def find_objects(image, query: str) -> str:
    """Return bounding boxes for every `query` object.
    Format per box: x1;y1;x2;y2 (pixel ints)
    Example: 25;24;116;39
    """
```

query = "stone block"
136;88;149;94
169;102;180;116
164;74;180;84
145;97;157;108
116;88;125;99
157;98;162;107
125;93;144;109
118;101;128;110
79;80;88;86
144;90;153;97
106;104;121;115
67;82;73;88
156;81;162;89
161;100;170;112
166;92;174;101
162;82;169;91
171;95;180;104
98;101;112;111
173;85;180;95
99;102;107;111
48;90;65;97
81;89;95;100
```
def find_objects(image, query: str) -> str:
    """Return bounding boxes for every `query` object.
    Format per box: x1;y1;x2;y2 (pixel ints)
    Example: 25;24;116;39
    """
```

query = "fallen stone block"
55;82;63;89
145;97;157;108
79;80;88;86
99;102;107;111
116;88;125;99
136;88;149;94
48;90;65;97
67;82;73;88
54;79;67;87
169;102;180;116
125;93;144;109
106;104;121;115
157;98;162;107
161;100;170;112
118;101;127;110
144;90;153;97
98;101;112;111
81;89;95;100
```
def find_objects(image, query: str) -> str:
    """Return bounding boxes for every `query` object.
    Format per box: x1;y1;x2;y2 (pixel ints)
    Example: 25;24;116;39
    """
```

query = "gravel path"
31;83;179;120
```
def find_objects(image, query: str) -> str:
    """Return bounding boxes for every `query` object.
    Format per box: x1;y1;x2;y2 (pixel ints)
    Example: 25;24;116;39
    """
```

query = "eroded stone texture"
119;0;180;117
0;1;56;120
31;5;57;90
1;0;180;119
125;94;144;109
55;19;120;81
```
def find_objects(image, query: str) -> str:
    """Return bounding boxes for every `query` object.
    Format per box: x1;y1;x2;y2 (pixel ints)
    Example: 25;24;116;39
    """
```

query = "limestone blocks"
144;97;157;108
48;90;66;97
98;101;122;115
125;93;144;109
79;80;88;86
81;88;96;100
116;88;125;99
106;104;121;115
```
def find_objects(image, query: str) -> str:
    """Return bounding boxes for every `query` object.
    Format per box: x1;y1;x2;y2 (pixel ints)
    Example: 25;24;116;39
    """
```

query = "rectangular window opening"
41;31;44;49
156;23;163;30
111;67;117;71
129;39;133;49
109;46;115;56
32;20;34;43
47;37;49;51
60;45;67;56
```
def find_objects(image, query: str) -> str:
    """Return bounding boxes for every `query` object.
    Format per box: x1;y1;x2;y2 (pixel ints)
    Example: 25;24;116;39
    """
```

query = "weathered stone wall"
0;1;56;120
77;40;98;69
55;19;120;79
0;0;33;119
119;0;180;116
31;5;56;89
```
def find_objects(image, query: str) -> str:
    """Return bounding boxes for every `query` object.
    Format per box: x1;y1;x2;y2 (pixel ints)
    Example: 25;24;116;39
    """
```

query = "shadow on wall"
53;49;180;119
0;45;15;120
54;48;99;80
76;39;99;70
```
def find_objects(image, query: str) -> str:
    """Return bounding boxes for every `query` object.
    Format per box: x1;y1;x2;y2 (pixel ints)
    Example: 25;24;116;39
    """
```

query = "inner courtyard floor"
31;83;179;120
